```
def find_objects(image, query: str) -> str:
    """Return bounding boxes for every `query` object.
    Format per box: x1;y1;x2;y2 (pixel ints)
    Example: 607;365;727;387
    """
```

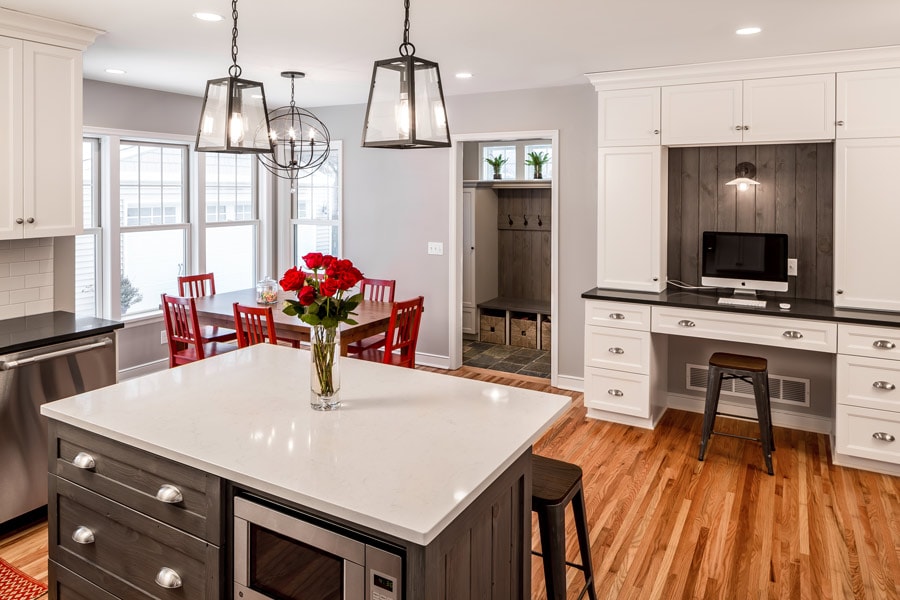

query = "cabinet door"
597;88;660;146
22;42;82;238
0;36;22;240
597;146;665;292
834;139;900;311
836;68;900;139
661;81;742;145
743;74;835;142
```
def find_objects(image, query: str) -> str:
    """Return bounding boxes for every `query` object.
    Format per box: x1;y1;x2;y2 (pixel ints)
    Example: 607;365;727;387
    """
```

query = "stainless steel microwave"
233;495;403;600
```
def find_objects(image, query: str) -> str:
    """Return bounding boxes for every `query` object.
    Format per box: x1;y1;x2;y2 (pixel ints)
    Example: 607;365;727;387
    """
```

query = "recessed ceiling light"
105;68;126;75
193;12;224;22
736;26;762;35
456;72;473;79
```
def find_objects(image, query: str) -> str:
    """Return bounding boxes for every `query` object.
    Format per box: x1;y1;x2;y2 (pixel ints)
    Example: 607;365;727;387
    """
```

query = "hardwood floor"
3;366;898;599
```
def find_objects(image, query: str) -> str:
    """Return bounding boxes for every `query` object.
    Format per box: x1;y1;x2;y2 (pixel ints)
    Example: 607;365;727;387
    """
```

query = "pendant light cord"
399;0;416;56
289;74;296;108
229;0;242;77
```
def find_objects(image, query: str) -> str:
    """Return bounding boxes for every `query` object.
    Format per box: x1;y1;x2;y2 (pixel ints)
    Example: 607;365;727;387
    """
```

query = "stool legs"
572;488;599;600
698;366;723;462
751;371;775;475
536;503;567;600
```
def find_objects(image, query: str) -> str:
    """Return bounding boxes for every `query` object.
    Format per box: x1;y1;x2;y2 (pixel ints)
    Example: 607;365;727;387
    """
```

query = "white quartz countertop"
41;344;570;545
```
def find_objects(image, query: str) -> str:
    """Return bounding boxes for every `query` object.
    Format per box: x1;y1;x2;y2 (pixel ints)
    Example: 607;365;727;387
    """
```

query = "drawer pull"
782;330;804;339
608;347;625;354
72;452;96;470
155;567;183;589
72;526;95;545
873;381;896;391
155;484;184;504
607;389;624;397
609;313;625;320
678;320;695;328
872;432;896;443
873;340;896;350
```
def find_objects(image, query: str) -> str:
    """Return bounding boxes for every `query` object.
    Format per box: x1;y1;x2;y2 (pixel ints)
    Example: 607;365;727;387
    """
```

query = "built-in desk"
582;287;900;476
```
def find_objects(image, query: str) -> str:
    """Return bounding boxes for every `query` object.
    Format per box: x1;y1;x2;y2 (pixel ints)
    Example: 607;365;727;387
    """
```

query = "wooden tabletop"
192;288;393;355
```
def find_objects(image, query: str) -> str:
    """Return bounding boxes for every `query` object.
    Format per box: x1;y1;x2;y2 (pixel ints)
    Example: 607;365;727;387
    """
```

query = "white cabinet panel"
597;146;665;292
584;327;650;374
597;88;660;146
462;306;476;335
743;74;835;142
834;139;900;311
837;68;900;139
838;324;900;359
584;367;650;418
661;81;742;146
837;355;900;413
0;36;22;239
585;300;651;331
836;404;900;463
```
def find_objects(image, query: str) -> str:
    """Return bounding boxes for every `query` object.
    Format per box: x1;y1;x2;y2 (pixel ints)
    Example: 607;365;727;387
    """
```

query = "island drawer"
585;328;650;374
50;422;222;544
584;367;650;418
585;300;651;331
49;561;118;600
838;324;900;360
837;355;900;412
835;405;900;464
50;475;220;600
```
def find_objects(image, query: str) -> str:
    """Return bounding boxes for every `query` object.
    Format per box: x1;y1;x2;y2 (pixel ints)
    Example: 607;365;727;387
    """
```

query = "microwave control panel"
370;569;398;600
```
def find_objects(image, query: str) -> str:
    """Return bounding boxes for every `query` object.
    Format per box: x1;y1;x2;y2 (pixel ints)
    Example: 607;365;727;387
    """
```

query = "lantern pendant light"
362;0;451;149
196;0;273;154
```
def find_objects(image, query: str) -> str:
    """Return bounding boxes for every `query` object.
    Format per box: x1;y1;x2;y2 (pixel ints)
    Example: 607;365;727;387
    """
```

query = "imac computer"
701;231;788;302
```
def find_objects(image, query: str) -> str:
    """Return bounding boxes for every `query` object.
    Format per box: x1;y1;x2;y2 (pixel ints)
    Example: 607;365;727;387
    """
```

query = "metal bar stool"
698;352;775;475
532;454;598;600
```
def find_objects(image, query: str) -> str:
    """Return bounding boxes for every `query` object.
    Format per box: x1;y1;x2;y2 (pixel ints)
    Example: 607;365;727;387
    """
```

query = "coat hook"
508;214;513;226
523;214;528;227
538;214;543;227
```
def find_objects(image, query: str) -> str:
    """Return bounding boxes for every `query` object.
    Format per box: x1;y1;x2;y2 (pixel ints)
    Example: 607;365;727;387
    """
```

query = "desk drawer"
585;328;650;374
836;405;900;464
838;324;900;360
651;307;837;353
585;300;651;331
584;367;650;418
837;355;900;412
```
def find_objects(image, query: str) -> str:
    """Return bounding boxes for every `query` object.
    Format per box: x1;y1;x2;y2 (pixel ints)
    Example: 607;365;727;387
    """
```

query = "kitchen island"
41;344;570;599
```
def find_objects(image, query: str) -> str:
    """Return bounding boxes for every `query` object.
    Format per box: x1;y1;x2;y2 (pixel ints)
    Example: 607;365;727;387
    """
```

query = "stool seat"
533;455;583;507
709;352;767;372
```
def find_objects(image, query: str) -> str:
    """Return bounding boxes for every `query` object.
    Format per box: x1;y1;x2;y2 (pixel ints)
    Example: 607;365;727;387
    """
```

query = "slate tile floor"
462;340;550;378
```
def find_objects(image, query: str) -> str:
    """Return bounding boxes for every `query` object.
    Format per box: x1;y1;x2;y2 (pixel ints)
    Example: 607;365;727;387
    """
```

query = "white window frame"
479;139;553;180
76;136;102;318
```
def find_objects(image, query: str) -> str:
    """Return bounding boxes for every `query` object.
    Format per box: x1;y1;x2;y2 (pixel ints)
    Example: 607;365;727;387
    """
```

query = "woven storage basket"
480;315;506;344
510;317;537;349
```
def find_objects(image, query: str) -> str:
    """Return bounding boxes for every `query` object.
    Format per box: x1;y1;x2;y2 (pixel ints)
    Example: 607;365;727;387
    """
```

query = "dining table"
191;288;393;356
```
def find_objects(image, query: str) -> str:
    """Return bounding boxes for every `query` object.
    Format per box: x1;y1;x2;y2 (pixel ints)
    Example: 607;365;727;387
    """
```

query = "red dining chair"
176;273;237;344
347;278;397;355
232;303;301;349
355;296;424;369
161;294;237;368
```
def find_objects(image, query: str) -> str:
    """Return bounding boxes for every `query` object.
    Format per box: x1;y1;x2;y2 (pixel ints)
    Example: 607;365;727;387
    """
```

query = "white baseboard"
666;392;833;434
416;352;451;369
829;438;900;477
555;374;584;393
118;358;167;381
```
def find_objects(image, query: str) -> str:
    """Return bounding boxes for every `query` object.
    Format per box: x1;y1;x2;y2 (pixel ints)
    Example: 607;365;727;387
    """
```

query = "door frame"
447;129;560;387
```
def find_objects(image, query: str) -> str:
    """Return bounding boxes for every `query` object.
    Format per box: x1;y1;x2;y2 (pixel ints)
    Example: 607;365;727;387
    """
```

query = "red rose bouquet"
279;253;364;328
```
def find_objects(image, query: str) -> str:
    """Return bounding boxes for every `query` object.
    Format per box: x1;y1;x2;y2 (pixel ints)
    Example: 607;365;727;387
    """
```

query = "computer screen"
701;231;788;293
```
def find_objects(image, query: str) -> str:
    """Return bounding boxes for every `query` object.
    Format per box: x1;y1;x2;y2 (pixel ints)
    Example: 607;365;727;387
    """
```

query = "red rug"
0;558;46;600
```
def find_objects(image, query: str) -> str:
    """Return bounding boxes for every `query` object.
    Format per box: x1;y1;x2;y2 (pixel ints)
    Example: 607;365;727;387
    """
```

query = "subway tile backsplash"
0;239;54;319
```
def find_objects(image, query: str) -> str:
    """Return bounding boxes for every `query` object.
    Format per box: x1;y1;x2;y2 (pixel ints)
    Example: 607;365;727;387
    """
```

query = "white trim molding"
666;392;832;435
555;374;584;393
0;7;103;49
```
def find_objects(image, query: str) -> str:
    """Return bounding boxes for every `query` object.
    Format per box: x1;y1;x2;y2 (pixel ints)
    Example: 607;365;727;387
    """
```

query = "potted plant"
484;154;508;180
525;151;550;179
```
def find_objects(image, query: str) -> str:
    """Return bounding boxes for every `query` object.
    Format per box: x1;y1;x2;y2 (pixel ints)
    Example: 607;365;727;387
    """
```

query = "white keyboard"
717;297;766;308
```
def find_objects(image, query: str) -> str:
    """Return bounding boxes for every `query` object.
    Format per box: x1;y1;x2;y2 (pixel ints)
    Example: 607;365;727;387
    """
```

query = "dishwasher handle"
0;338;113;371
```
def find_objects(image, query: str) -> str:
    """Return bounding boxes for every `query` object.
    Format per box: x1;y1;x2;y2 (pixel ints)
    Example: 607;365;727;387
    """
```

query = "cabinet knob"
653;129;660;135
608;347;625;354
873;340;896;350
15;218;23;224
743;125;750;131
782;330;804;339
735;125;743;131
836;120;845;126
872;432;896;443
155;484;184;504
608;313;625;320
872;381;896;391
155;567;183;589
72;452;96;470
677;319;695;328
652;277;659;282
836;289;844;295
72;526;95;545
26;217;34;223
607;389;624;397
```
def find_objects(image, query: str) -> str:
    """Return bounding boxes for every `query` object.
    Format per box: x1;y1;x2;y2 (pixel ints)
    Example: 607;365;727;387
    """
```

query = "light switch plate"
787;258;798;276
427;242;444;255
160;330;167;345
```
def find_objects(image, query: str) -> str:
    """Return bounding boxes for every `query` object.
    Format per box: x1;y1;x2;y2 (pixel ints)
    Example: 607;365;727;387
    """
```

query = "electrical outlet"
787;258;798;276
427;242;444;255
160;330;167;345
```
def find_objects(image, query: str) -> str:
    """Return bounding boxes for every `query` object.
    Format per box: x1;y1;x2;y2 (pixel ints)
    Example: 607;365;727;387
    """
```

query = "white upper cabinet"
0;36;22;239
661;74;835;145
836;68;900;139
597;88;661;146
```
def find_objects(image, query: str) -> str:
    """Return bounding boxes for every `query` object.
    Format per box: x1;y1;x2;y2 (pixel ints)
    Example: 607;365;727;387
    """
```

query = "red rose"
320;255;335;270
337;266;363;290
303;252;324;270
279;266;305;292
319;277;340;297
296;285;316;306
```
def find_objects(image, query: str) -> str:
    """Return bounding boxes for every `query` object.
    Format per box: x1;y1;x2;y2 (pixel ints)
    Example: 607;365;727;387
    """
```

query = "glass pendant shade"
725;162;761;192
196;76;274;154
362;55;450;149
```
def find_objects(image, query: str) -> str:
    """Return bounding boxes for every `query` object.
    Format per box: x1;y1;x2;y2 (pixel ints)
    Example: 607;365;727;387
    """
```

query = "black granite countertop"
581;287;900;328
0;311;124;355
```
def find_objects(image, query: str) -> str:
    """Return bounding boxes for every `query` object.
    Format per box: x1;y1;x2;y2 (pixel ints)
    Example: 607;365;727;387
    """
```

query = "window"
291;142;342;263
481;144;516;180
75;138;101;317
480;140;552;180
525;143;553;179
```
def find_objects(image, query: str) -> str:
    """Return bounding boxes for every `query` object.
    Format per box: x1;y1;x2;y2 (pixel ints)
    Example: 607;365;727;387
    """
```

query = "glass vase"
309;324;341;410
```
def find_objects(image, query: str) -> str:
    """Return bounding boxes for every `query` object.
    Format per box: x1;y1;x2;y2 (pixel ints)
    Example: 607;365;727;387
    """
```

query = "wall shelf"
463;180;551;190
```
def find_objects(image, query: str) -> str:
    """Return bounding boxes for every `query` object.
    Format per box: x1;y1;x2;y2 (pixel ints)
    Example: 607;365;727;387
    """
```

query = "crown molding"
586;45;900;91
0;8;103;50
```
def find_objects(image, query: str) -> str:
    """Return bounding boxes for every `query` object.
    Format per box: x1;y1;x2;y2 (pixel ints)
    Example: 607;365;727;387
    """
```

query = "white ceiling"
4;0;900;108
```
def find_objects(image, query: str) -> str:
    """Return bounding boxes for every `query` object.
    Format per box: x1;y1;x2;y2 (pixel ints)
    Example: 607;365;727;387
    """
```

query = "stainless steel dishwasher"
0;332;118;526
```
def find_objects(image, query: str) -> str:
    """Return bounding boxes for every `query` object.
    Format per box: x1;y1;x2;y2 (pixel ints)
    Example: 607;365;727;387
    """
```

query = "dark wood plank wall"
667;143;834;300
497;188;552;302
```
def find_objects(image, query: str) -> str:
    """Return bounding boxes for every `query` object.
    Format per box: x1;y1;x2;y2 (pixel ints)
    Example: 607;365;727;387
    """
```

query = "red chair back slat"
360;278;396;303
178;273;217;297
232;303;279;348
161;294;205;367
383;296;424;368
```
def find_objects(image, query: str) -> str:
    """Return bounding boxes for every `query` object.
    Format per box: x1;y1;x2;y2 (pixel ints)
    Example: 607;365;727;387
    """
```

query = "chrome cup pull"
783;330;804;339
155;484;184;504
155;567;183;589
872;432;896;443
607;389;624;397
609;313;625;320
677;320;695;328
72;526;95;545
608;347;625;354
873;381;896;391
72;452;96;470
873;340;896;350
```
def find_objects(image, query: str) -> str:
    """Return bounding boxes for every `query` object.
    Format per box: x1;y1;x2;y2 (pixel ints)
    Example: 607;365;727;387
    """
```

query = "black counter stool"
698;352;775;475
532;454;598;600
